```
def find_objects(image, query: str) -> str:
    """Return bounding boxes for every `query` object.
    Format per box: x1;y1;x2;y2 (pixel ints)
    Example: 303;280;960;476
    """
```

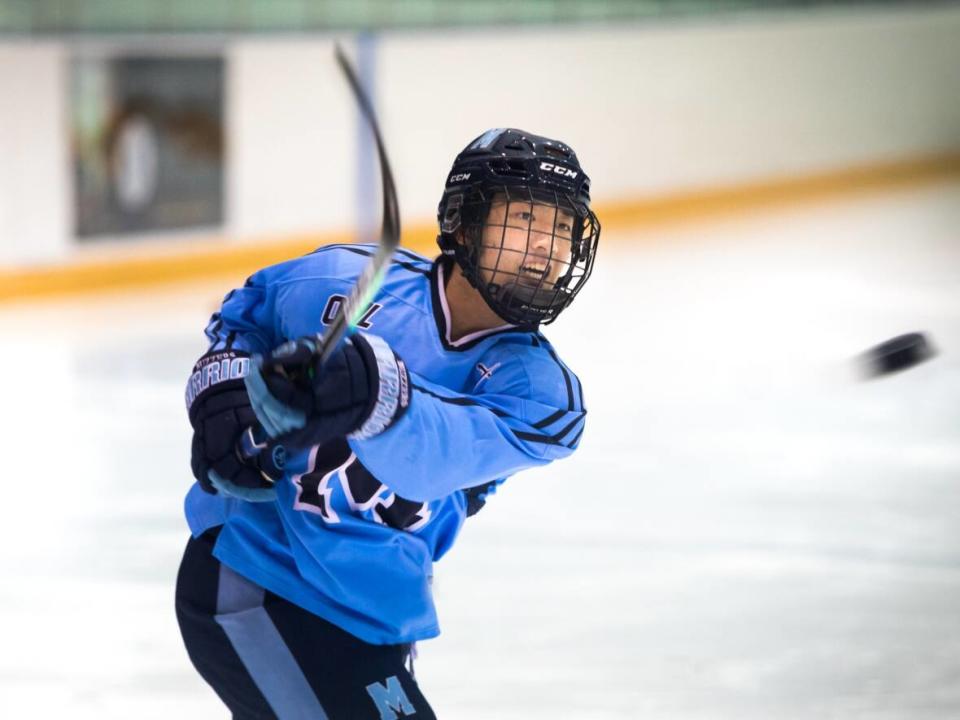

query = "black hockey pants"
175;528;436;720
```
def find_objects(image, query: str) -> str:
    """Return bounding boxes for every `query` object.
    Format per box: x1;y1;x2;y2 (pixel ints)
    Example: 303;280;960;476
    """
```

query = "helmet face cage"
437;128;600;327
446;184;599;327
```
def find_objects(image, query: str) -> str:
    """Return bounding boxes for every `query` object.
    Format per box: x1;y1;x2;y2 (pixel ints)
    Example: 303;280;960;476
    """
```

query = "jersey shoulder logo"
471;361;502;392
321;293;383;330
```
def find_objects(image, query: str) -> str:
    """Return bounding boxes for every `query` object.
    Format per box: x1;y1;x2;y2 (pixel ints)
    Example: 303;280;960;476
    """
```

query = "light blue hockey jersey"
184;244;586;644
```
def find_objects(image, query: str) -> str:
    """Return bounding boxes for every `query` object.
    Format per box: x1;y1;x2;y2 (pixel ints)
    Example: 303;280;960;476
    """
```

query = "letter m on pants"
365;675;415;719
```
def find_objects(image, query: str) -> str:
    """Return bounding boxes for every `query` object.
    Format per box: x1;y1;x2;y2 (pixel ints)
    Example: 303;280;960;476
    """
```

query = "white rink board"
377;6;960;221
0;182;958;718
2;4;960;264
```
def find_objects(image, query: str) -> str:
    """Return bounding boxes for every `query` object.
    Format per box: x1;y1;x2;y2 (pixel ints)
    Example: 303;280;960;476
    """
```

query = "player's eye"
515;210;533;222
557;221;572;232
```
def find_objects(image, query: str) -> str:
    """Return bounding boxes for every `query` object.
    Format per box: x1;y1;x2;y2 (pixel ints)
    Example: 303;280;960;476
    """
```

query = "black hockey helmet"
437;128;600;326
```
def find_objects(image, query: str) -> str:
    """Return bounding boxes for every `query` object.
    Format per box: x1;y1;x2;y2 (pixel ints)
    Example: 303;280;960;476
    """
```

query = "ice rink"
1;181;958;719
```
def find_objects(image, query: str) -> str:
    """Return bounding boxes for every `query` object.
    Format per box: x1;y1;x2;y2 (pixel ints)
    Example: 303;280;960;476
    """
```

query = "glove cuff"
349;334;410;440
208;470;278;503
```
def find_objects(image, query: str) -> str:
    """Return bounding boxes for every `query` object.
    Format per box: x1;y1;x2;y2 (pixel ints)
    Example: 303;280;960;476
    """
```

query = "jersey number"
321;294;382;330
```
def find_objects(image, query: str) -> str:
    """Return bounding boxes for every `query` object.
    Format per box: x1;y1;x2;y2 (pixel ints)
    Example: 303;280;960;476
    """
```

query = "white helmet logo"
540;162;578;179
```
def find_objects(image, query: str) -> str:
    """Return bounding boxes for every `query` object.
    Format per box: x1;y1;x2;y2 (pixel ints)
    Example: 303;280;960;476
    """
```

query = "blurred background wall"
0;0;958;288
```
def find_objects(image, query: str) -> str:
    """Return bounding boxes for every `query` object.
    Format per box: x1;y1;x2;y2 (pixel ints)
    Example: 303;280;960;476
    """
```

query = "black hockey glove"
245;333;410;450
187;350;284;501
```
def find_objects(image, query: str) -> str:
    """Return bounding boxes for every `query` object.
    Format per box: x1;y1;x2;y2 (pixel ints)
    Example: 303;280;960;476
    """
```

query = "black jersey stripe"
547;345;574;412
568;425;585;448
533;408;586;431
515;413;585;448
512;430;563;445
339;246;431;276
532;408;566;429
307;243;354;255
338;243;428;264
392;246;431;263
515;414;583;446
551;414;584;444
538;336;574;412
412;383;581;447
346;243;432;271
348;242;429;264
306;243;431;276
306;242;376;256
411;383;510;418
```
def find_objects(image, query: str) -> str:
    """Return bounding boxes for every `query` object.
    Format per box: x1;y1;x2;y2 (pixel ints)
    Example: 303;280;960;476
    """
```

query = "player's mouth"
519;262;552;286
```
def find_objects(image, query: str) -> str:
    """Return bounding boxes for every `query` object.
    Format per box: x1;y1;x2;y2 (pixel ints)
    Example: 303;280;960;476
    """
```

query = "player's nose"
529;226;553;252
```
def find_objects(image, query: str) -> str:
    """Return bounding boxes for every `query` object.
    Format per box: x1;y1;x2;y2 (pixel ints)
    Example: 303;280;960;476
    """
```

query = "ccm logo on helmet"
540;162;578;179
449;172;471;183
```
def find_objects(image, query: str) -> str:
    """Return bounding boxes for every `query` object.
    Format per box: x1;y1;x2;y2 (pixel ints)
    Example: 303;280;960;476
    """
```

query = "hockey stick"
319;43;401;363
238;42;400;462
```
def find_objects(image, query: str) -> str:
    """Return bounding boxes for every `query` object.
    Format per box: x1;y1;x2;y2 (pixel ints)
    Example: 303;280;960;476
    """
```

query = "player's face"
477;195;575;291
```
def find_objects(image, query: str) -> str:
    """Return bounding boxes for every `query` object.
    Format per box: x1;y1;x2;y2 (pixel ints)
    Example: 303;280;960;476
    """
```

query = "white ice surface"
1;182;958;719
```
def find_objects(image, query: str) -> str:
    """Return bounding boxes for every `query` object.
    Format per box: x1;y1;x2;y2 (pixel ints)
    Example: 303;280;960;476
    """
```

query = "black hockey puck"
861;332;936;377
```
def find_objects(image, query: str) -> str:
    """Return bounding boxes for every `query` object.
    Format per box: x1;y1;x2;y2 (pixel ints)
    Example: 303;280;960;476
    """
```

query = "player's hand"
187;351;283;502
245;333;410;450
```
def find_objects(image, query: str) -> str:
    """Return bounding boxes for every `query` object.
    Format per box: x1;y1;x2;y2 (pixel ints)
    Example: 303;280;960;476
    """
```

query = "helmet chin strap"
485;279;570;329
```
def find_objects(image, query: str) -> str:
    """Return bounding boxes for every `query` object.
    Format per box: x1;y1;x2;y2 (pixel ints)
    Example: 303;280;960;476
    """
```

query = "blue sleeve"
348;343;586;502
202;271;278;355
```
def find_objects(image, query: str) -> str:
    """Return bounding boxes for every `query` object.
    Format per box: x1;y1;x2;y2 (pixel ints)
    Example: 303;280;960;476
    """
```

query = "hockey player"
176;128;600;719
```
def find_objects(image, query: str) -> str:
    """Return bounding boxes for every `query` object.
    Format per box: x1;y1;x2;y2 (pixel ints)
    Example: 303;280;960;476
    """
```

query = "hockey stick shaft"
319;43;401;361
238;42;400;461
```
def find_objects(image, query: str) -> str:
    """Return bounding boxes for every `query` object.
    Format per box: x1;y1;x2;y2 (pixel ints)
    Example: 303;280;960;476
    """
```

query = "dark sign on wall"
72;56;224;238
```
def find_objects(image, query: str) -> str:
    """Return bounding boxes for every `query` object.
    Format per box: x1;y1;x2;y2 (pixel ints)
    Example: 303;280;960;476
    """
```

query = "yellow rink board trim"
1;153;958;303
